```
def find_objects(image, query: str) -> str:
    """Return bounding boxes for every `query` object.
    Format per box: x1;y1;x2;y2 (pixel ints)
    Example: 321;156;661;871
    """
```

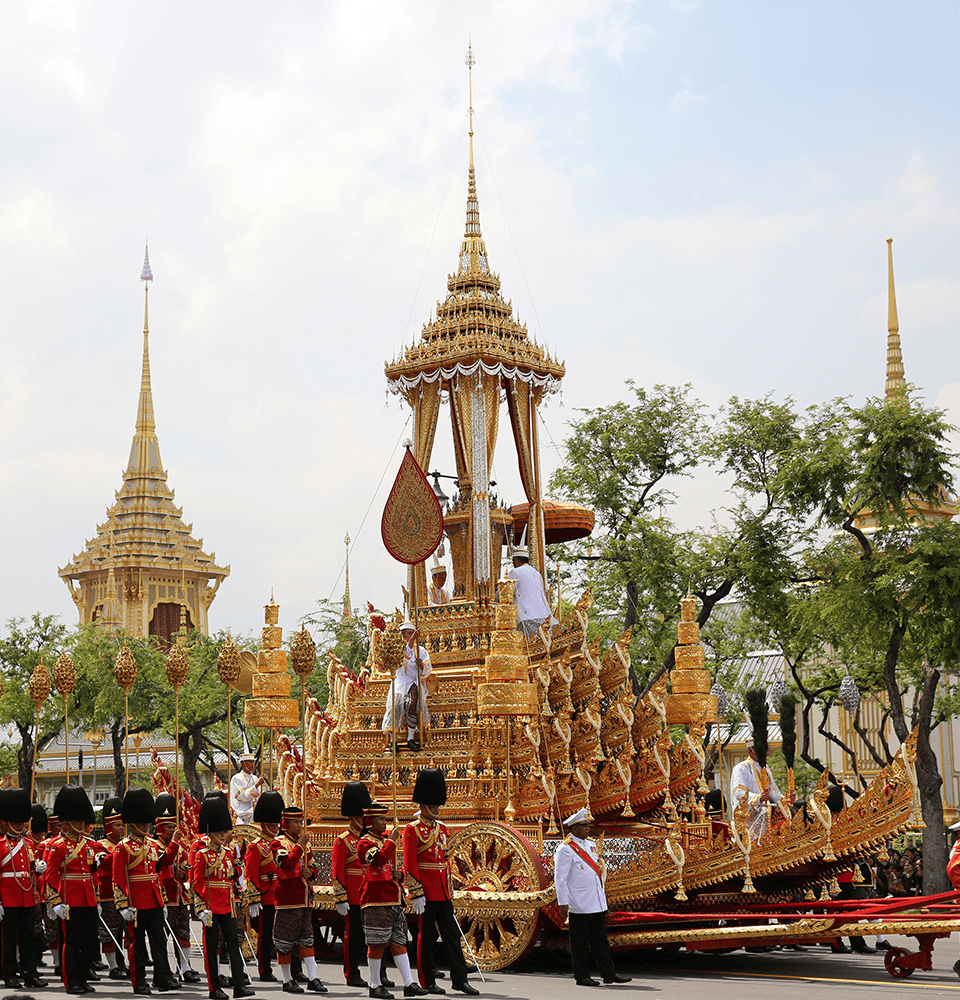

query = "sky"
1;0;958;640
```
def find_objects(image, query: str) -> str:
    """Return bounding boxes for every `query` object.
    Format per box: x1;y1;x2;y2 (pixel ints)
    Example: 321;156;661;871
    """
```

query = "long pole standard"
124;692;130;791
30;707;40;802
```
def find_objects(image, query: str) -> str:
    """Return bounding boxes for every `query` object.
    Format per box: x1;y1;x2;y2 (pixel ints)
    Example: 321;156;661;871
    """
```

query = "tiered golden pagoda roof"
59;247;229;619
385;50;563;395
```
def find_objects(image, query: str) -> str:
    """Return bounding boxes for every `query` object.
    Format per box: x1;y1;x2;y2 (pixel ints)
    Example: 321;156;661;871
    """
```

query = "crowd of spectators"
874;845;924;897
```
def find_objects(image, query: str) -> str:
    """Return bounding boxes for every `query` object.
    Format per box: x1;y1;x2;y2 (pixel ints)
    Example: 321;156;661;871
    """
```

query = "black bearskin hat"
704;789;726;815
198;794;232;834
155;793;177;822
826;783;844;814
102;796;123;822
340;782;372;818
121;787;156;824
411;768;447;807
54;784;93;823
254;790;285;824
31;802;49;834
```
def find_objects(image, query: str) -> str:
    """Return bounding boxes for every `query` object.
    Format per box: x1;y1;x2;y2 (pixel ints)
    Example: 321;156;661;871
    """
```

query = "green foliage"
301;598;372;708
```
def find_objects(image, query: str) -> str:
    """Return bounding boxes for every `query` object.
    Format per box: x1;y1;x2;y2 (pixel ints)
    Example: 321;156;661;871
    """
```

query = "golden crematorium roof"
384;76;564;398
59;247;229;586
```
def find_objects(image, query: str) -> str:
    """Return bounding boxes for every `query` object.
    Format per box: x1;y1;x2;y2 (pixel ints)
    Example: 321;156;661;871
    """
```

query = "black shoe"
347;978;368;988
404;987;428;998
406;739;421;752
452;986;479;996
283;984;305;995
293;973;309;984
134;988;153;996
461;968;477;976
66;989;89;996
434;974;445;980
110;968;131;980
93;963;108;971
851;945;876;954
210;991;228;1000
183;971;203;983
830;944;851;954
24;975;48;988
954;959;960;978
156;980;181;991
369;989;392;1000
381;977;395;989
306;981;327;994
234;988;256;999
87;972;102;981
82;988;97;994
603;975;632;984
5;979;24;989
876;941;892;951
260;974;280;983
575;980;600;988
220;975;234;988
422;988;445;996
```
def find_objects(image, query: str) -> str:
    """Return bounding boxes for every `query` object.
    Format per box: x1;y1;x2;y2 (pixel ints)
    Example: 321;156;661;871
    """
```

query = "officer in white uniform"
553;808;631;987
229;752;264;824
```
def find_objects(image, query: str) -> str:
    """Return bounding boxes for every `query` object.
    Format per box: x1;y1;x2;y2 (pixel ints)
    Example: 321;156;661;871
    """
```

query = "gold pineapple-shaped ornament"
165;643;190;692
54;652;77;782
218;635;243;787
290;626;317;737
114;645;137;691
28;660;52;801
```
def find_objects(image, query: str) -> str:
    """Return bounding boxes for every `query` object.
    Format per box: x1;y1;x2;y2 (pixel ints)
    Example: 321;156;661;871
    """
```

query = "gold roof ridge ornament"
885;237;904;398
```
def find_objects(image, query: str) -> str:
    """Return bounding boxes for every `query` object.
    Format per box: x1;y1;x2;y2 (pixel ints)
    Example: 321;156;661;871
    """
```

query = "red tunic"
271;833;314;910
45;832;99;908
245;836;279;906
113;834;174;910
94;835;122;904
357;833;401;908
191;843;241;916
403;819;451;902
331;827;364;906
0;833;37;907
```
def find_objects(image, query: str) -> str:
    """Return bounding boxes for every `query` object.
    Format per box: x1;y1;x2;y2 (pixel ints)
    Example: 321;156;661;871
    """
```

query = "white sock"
105;950;118;970
368;958;382;987
407;726;416;740
280;962;293;983
304;956;319;980
394;952;414;988
179;944;193;973
876;934;887;943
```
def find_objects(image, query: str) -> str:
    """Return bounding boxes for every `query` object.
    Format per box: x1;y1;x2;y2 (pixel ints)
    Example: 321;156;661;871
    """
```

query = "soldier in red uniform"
28;802;51;976
245;790;283;982
90;796;128;981
40;809;63;980
191;794;255;1000
271;805;325;995
358;802;426;1000
155;793;200;984
0;788;46;989
44;784;100;995
332;782;372;988
113;787;180;995
403;770;477;996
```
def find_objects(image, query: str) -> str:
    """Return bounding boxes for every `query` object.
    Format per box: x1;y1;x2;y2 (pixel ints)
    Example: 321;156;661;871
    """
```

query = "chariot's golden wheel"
448;821;548;971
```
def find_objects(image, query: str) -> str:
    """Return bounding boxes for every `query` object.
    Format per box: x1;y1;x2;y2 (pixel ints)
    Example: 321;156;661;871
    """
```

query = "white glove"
97;904;102;916
412;896;426;916
199;909;213;928
335;902;349;917
163;905;169;919
53;903;69;920
237;873;246;892
34;859;47;875
121;907;136;922
249;903;261;919
0;904;4;919
46;904;56;920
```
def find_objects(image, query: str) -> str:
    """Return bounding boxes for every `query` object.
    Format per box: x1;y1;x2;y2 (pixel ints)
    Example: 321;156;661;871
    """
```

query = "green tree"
0;614;69;791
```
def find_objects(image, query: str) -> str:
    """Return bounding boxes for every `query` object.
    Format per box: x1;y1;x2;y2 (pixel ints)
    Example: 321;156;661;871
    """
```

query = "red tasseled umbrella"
508;500;595;545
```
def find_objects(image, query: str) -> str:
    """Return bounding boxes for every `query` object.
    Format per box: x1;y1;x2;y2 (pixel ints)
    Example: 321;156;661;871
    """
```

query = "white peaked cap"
949;820;960;831
513;548;530;559
238;752;256;763
400;621;416;631
564;807;589;826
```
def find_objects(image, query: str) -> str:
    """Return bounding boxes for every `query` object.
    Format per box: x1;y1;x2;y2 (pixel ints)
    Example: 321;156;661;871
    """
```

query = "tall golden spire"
885;237;905;398
465;40;481;240
343;531;352;619
127;242;162;475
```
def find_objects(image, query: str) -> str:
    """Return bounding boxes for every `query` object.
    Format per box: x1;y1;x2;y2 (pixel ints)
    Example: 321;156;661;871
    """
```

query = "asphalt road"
14;932;960;1000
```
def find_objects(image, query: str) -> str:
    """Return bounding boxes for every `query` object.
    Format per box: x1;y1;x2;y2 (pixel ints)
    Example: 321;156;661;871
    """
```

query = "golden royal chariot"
237;73;960;979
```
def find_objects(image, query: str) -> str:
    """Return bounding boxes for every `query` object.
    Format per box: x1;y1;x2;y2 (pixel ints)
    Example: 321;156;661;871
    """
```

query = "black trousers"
256;904;276;976
126;907;174;988
568;910;616;983
203;913;245;993
343;904;365;982
4;904;37;980
418;900;468;988
63;906;98;989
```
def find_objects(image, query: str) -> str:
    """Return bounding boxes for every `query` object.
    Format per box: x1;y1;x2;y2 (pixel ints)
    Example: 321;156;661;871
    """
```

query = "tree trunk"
111;721;126;796
917;658;948;893
181;728;205;800
18;726;33;794
623;579;638;633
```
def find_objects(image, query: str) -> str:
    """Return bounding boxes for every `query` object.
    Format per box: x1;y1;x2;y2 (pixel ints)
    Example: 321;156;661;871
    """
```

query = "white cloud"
669;87;710;113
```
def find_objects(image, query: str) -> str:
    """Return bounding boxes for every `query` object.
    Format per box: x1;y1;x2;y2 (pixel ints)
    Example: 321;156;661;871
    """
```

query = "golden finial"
885;238;905;398
343;532;352;619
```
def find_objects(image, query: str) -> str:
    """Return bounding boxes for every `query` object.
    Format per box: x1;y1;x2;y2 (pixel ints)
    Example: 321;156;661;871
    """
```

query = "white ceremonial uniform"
428;584;450;606
230;769;262;823
381;643;433;730
554;835;607;914
729;757;783;841
508;563;557;635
